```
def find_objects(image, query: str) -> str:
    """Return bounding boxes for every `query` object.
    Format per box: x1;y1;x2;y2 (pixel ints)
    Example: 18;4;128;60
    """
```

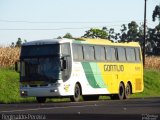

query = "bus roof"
73;38;140;47
22;38;71;46
22;38;140;47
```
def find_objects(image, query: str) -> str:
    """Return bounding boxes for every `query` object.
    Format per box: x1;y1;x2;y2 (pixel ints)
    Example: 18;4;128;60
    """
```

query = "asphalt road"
0;97;160;120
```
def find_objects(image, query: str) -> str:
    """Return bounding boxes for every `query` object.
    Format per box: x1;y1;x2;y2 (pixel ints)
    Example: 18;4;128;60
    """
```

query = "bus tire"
83;95;99;101
36;97;46;103
124;83;131;99
118;82;125;100
70;84;81;102
111;83;125;100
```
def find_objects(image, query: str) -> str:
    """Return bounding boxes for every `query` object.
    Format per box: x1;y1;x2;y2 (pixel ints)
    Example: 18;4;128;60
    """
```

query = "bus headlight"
50;89;58;93
20;90;28;97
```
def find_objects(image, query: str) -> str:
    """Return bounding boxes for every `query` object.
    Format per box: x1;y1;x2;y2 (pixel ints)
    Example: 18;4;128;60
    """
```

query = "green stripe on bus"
90;63;107;88
81;62;100;88
72;40;82;44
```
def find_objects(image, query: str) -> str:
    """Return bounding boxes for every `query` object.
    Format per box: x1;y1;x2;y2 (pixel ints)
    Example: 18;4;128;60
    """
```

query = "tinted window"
72;45;78;60
126;48;136;61
117;47;126;61
72;44;84;60
95;46;105;61
89;46;95;60
61;43;71;81
83;46;89;60
135;48;141;62
61;43;70;55
77;45;83;60
83;45;95;60
21;44;60;59
106;47;117;61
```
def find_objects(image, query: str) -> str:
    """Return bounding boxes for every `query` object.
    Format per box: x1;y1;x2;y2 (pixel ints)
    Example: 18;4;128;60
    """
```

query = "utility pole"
143;0;147;66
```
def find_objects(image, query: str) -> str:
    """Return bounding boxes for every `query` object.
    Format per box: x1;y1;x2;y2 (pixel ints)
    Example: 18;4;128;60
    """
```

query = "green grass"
0;68;35;103
0;68;159;103
131;69;160;98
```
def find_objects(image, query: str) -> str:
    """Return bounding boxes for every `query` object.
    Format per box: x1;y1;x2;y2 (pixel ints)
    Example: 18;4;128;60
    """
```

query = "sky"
0;0;159;46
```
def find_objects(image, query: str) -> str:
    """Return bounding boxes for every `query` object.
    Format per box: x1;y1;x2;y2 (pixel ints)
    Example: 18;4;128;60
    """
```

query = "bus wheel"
124;83;131;99
118;83;125;100
70;84;81;102
110;83;125;100
36;97;46;103
83;95;99;101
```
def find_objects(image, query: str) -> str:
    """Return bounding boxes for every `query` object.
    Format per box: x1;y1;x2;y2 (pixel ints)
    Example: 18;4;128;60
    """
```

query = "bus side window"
61;43;70;55
77;45;84;60
61;43;71;81
95;46;105;61
83;45;90;60
117;47;126;62
105;47;112;61
126;48;136;62
135;48;141;62
83;45;95;61
72;44;84;61
89;46;95;60
72;44;78;60
105;47;117;61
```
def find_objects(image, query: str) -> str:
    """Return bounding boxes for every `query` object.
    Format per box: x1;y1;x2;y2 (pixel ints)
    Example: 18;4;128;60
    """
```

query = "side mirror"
61;58;67;71
15;61;20;73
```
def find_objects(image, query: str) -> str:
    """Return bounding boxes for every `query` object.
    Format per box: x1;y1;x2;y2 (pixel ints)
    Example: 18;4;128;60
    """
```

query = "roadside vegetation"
131;69;160;98
0;68;34;103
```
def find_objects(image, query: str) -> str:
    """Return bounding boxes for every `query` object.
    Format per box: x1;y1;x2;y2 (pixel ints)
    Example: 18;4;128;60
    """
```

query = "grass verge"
131;69;160;98
0;68;35;103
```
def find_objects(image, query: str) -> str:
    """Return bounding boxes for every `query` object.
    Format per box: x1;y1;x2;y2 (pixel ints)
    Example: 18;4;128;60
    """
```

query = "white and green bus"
16;38;144;103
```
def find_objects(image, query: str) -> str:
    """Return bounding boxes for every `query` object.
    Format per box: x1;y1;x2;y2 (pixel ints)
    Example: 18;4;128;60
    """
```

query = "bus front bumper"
20;87;61;97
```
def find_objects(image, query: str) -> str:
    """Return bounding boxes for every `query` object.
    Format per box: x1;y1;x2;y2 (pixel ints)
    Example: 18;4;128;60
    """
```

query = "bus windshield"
20;44;61;82
20;57;61;82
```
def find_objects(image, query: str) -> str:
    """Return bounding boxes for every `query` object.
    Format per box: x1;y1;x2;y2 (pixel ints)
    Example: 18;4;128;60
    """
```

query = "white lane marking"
0;104;101;113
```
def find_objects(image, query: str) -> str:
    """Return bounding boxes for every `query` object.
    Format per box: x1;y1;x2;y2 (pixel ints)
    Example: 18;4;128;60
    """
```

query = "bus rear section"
71;39;144;100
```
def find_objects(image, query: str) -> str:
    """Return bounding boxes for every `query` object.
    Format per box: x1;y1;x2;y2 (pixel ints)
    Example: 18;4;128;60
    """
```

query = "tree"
152;5;160;22
147;25;160;55
115;33;121;41
82;28;108;39
24;39;27;43
10;42;15;48
136;23;144;45
151;4;160;55
146;28;157;53
13;38;27;48
63;33;73;39
118;21;145;46
127;21;139;42
118;21;143;44
120;24;128;42
57;36;62;39
15;38;22;47
108;28;115;40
